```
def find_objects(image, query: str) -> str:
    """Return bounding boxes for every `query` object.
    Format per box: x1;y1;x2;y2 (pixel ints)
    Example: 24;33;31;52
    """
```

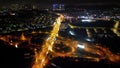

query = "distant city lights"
81;19;92;22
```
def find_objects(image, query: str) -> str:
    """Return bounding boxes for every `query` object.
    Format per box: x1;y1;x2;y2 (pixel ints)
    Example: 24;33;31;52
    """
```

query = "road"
112;21;120;37
32;14;64;68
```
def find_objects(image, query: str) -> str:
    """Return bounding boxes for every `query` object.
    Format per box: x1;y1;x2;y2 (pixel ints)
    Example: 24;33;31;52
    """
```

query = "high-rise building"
52;4;65;11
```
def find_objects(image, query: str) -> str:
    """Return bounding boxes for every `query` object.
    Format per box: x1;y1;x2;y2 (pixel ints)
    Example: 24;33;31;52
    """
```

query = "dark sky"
0;0;119;4
0;0;120;3
0;0;120;8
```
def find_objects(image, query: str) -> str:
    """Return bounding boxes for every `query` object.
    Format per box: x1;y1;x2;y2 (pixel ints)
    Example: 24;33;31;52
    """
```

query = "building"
52;4;65;11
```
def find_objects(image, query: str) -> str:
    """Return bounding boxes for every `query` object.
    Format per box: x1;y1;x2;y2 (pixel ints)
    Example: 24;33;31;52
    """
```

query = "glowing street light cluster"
77;44;85;49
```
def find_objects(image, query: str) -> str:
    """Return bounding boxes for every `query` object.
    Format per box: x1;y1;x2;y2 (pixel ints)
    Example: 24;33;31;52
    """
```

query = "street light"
77;44;85;49
69;30;75;35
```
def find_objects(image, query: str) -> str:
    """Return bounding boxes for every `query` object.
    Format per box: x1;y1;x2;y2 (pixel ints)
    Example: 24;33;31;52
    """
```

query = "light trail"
32;14;64;68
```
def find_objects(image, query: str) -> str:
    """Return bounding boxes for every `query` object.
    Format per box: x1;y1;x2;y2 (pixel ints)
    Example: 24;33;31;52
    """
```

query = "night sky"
0;0;119;3
0;0;120;8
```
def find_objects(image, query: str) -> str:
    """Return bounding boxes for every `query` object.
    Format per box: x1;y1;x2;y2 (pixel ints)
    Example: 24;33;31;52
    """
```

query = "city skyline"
0;0;120;68
0;0;120;8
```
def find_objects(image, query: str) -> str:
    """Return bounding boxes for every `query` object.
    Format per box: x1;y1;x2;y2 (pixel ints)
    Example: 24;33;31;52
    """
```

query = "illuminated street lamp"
69;30;75;35
77;44;85;49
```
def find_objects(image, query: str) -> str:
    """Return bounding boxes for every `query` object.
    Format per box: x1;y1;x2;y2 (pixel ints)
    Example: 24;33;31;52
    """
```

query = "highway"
32;14;64;68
